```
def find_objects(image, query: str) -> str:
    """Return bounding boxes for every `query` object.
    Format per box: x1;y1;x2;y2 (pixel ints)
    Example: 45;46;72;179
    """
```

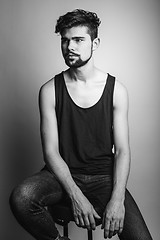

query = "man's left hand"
101;199;125;239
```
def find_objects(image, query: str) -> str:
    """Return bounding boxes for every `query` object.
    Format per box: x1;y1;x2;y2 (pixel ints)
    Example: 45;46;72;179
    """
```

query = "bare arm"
39;79;100;229
112;80;131;202
39;79;77;196
102;80;131;238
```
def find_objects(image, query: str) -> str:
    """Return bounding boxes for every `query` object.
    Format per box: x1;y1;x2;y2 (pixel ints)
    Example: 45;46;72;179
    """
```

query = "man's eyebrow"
61;36;85;40
72;37;85;40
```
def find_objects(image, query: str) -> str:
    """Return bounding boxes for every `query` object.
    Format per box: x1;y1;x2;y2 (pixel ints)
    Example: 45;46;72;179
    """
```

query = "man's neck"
68;60;97;83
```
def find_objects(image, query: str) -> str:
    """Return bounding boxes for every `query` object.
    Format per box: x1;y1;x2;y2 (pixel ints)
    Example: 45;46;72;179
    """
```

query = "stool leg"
63;224;68;237
87;230;93;240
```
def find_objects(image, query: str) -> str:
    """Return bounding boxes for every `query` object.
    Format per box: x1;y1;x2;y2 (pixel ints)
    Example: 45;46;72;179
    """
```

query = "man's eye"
75;39;83;43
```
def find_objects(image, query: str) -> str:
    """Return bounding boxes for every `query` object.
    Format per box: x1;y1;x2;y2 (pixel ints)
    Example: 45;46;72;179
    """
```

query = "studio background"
0;0;159;239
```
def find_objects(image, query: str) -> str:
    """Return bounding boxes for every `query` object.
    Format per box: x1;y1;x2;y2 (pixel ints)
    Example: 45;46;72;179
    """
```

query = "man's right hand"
70;189;101;230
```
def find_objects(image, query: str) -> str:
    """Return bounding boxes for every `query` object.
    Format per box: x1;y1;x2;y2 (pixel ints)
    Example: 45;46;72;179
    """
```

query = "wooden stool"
48;203;102;240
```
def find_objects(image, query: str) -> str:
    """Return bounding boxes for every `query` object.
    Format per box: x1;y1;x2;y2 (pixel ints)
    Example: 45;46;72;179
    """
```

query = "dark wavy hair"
55;9;101;41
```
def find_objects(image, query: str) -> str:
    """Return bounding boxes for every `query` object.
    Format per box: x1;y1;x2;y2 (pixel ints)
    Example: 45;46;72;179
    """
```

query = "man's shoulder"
40;71;64;91
113;79;128;108
39;76;57;106
39;78;54;96
114;79;127;93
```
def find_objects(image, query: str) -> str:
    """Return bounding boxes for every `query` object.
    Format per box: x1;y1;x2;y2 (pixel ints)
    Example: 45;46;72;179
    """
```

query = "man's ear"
92;38;100;51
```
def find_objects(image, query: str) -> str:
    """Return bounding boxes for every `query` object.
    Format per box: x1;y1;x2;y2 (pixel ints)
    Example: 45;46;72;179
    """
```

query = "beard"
64;50;93;68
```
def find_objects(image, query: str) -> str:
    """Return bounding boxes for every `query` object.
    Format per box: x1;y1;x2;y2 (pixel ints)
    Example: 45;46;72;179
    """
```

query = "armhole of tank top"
52;76;57;109
107;74;116;96
112;76;116;108
111;78;115;154
108;75;115;128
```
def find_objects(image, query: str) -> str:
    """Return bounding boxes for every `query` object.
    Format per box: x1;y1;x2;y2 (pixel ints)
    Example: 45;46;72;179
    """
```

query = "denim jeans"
9;166;152;240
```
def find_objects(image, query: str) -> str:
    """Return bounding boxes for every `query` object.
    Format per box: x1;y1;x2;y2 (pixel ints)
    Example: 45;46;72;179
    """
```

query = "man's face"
61;26;94;68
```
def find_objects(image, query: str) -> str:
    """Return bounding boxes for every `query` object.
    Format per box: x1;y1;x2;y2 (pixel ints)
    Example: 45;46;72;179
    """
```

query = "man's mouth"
66;52;80;58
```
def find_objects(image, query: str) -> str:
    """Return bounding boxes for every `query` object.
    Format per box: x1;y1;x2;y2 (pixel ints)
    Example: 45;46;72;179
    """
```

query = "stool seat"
49;203;74;225
48;203;102;240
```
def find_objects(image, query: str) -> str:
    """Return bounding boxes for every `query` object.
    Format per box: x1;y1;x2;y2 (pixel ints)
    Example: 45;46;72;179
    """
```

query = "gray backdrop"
1;0;159;239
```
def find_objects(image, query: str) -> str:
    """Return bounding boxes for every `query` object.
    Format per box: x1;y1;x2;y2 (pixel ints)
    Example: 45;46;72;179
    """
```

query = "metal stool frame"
48;204;101;240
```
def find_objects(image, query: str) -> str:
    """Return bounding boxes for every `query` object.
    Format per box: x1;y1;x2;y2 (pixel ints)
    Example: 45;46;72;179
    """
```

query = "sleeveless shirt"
54;72;115;175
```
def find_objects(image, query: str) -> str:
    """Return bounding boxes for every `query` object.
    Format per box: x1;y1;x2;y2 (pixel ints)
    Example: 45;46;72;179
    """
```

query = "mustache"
65;52;80;57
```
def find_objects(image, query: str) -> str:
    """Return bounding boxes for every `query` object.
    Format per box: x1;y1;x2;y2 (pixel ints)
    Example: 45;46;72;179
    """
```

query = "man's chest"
65;81;106;108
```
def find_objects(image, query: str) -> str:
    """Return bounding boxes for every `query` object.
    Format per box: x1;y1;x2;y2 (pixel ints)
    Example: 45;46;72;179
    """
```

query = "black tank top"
54;72;115;175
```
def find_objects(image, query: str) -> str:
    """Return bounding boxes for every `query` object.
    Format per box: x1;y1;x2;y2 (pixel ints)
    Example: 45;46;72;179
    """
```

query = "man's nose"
68;40;75;51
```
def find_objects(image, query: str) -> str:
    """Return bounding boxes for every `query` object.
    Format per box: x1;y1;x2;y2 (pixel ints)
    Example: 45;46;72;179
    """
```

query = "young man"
10;9;153;240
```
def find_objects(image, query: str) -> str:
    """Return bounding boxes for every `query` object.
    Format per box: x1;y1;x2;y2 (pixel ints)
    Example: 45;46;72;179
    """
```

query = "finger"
88;213;96;230
108;220;115;238
118;218;124;235
101;213;106;229
78;215;85;228
93;208;101;219
113;220;119;236
83;215;91;230
104;218;110;239
73;214;79;226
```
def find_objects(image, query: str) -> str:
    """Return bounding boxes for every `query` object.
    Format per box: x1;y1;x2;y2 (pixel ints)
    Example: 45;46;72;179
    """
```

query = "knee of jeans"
9;182;35;214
